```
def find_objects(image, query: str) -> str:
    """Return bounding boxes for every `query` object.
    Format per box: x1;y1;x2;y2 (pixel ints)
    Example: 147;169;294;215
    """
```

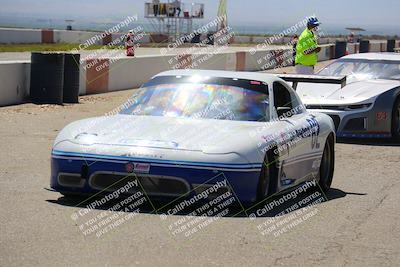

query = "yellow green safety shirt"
295;28;318;66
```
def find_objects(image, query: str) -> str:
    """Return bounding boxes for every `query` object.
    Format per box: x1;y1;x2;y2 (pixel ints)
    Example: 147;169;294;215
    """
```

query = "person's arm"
302;34;321;55
304;46;321;55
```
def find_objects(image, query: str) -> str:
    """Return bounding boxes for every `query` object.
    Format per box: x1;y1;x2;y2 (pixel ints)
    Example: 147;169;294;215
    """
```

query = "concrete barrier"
232;36;251;44
0;39;399;107
0;27;136;46
0;28;41;44
0;61;30;106
85;46;334;95
369;41;382;52
53;30;103;45
318;45;334;61
0;27;396;49
84;52;243;94
251;36;268;44
347;43;358;54
108;55;174;91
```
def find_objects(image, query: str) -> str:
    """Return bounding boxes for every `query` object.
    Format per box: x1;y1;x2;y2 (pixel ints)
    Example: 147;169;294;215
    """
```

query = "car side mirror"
276;107;293;118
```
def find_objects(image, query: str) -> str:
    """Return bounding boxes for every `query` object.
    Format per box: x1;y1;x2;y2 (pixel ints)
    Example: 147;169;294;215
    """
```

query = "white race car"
50;70;335;204
294;53;400;140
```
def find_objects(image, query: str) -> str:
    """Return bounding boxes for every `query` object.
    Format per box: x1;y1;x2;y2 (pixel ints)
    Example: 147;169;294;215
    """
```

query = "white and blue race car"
51;70;335;204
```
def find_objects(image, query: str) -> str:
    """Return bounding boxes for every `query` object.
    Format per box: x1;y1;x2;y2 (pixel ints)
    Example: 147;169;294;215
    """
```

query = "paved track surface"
1;62;400;266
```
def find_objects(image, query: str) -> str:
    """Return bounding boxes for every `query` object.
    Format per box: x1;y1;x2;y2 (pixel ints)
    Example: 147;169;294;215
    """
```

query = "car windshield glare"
318;59;400;82
119;76;270;122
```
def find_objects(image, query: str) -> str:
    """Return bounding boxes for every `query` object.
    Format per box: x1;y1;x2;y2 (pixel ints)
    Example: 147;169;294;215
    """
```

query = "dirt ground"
1;62;400;266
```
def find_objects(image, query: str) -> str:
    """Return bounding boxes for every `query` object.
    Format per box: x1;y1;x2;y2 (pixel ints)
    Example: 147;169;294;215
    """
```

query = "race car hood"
53;114;286;156
296;79;400;105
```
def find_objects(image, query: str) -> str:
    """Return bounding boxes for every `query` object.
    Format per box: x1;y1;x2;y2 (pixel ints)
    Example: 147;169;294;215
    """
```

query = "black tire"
256;151;277;201
391;96;400;141
319;135;335;193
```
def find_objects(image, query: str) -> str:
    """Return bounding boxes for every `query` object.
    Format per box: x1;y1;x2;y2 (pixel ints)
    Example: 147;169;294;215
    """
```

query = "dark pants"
153;4;159;16
174;7;181;17
292;44;297;66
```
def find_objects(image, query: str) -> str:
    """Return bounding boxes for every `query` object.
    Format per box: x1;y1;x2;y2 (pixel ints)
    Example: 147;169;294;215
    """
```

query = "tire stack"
30;52;80;104
387;40;396;52
63;53;80;103
359;40;370;53
334;41;347;59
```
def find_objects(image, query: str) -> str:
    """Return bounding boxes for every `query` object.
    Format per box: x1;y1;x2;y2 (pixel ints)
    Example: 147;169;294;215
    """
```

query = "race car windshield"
318;59;400;82
119;76;270;122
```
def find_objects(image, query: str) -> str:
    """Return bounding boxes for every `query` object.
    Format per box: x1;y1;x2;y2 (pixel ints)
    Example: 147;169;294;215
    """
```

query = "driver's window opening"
273;82;295;119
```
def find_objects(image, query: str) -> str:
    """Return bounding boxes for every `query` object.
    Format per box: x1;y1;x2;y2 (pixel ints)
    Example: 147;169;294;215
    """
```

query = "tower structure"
145;1;205;42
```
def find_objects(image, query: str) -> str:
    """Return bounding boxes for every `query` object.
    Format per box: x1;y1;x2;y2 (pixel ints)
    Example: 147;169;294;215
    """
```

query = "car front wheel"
391;96;400;141
256;150;279;202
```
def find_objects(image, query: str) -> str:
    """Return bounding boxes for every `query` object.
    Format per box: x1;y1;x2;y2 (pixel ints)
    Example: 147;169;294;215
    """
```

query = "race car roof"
342;52;400;61
154;69;281;84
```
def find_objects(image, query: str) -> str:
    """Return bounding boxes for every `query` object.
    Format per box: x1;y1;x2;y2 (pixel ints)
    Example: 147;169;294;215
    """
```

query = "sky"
0;0;399;34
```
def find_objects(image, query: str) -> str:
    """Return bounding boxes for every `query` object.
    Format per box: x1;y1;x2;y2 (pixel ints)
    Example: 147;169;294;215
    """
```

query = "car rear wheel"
319;135;335;193
391;97;400;141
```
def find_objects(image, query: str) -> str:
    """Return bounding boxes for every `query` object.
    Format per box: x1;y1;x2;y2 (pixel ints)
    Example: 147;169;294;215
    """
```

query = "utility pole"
216;0;229;45
217;0;227;33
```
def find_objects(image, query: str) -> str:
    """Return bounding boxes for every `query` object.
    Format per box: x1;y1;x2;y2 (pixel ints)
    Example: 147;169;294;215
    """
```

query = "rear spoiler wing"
277;74;347;90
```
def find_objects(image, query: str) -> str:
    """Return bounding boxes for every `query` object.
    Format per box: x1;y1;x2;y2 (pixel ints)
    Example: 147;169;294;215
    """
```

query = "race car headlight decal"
345;103;372;110
74;133;98;145
306;103;372;111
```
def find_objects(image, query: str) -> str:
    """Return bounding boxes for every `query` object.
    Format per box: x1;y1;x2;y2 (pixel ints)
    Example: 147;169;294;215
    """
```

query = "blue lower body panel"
50;154;261;204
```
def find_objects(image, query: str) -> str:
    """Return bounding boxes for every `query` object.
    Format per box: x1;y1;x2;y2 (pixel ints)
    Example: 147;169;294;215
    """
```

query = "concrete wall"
227;36;343;46
347;40;400;54
318;45;335;61
191;52;235;70
89;52;241;93
232;36;251;44
0;61;30;106
347;43;359;54
1;26;399;107
0;28;41;44
53;30;103;45
2;40;400;106
111;33;151;46
0;28;126;45
72;45;335;97
108;55;173;91
1;27;398;48
111;33;126;46
78;62;87;95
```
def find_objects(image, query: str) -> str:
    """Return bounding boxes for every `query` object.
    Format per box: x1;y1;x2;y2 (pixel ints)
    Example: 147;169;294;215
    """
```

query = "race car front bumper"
50;150;262;204
308;106;392;138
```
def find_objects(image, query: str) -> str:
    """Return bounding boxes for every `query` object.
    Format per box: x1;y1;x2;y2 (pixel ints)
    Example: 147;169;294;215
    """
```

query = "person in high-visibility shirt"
295;17;322;74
